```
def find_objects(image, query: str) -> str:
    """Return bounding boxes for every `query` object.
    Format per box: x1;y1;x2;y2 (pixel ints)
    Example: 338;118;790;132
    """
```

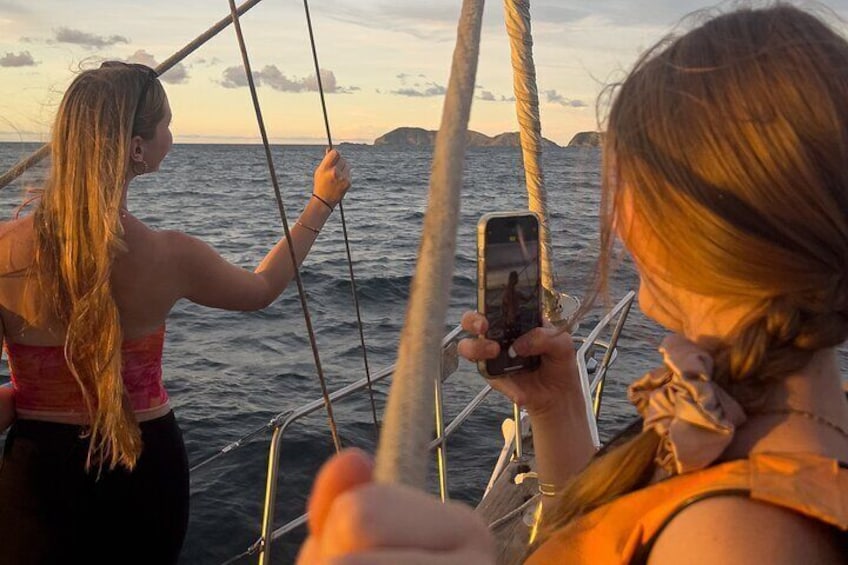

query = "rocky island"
566;131;602;147
370;127;603;149
373;127;561;148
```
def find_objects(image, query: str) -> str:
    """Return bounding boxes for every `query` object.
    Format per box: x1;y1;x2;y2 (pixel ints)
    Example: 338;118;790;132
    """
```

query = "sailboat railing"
226;291;636;564
254;324;466;563
576;290;637;448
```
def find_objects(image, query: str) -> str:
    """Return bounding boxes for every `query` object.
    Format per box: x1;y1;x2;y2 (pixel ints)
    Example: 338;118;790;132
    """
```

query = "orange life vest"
526;452;848;564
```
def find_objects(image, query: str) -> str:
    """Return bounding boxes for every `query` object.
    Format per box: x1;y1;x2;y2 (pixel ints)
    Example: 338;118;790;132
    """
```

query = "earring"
132;159;149;176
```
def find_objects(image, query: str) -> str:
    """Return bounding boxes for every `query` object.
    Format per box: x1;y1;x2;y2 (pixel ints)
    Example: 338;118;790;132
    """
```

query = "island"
567;131;602;148
373;127;561;149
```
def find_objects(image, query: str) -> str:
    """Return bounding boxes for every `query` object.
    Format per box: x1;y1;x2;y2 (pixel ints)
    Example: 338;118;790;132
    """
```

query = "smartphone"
477;211;542;378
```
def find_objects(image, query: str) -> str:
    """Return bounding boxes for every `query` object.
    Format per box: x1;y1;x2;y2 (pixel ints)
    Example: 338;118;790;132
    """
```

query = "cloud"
390;73;446;97
544;89;587;108
393;73;510;100
220;65;356;93
53;27;128;49
396;72;427;83
325;4;461;41
221;66;249;88
125;49;189;84
0;2;29;15
0;50;35;67
194;57;221;67
475;89;515;103
320;0;727;43
392;81;446;97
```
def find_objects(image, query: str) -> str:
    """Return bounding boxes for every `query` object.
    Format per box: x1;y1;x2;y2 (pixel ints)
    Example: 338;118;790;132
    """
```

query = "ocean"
0;142;737;563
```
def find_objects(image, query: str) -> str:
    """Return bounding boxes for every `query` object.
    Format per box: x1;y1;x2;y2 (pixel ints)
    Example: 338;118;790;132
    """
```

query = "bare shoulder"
150;228;224;280
0;214;33;239
649;495;845;564
154;228;213;262
0;215;35;271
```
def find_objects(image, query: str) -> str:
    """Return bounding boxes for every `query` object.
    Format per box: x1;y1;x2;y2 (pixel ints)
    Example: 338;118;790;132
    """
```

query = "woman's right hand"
313;149;351;208
457;311;582;416
297;449;496;564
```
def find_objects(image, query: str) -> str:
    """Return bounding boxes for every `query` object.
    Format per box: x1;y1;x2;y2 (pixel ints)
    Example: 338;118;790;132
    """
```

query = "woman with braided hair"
0;62;351;563
297;4;848;564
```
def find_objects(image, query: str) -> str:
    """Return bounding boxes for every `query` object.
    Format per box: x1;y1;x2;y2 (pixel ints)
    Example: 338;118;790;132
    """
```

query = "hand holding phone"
477;211;543;378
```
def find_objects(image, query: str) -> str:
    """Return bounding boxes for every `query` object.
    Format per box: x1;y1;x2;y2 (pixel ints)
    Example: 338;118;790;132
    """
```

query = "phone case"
476;211;542;379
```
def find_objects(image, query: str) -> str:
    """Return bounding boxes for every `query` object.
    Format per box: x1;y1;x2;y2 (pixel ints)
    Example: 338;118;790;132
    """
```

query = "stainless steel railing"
215;291;636;564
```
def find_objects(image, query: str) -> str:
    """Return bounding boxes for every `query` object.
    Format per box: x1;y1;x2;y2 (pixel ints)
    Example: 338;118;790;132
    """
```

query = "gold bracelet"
538;482;560;497
296;220;320;234
311;193;335;211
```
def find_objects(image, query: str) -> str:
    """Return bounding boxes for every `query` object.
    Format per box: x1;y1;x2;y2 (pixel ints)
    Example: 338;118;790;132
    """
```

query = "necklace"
752;408;848;439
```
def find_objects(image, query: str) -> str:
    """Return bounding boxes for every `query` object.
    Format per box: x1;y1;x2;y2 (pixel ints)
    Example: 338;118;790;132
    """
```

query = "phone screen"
480;213;542;376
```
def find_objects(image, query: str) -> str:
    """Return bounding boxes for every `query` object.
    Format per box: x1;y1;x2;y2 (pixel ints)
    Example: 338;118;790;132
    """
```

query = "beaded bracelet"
312;193;335;211
296;220;320;234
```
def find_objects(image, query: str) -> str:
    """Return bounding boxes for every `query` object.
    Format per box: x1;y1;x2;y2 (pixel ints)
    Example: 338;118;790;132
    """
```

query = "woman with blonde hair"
0;62;351;564
297;4;848;563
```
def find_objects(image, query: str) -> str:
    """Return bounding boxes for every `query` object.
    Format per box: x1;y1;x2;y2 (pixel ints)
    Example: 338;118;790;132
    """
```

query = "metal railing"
215;291;636;564
576;290;636;448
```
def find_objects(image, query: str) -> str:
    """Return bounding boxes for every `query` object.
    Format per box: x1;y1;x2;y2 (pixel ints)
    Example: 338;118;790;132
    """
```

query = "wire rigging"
226;0;342;453
301;0;381;438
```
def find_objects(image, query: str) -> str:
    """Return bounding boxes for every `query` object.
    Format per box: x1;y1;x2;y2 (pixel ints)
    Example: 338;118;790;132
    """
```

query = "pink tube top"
5;326;169;422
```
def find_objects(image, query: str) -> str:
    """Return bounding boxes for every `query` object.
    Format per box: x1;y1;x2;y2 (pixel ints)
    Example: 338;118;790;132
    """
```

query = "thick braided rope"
374;0;485;487
504;0;556;316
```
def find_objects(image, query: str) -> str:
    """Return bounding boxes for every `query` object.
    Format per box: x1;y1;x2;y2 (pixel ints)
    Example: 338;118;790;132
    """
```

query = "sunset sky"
3;1;848;145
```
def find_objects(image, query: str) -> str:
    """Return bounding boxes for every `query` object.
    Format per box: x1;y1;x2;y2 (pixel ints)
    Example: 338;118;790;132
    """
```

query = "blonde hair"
538;3;848;542
32;62;166;470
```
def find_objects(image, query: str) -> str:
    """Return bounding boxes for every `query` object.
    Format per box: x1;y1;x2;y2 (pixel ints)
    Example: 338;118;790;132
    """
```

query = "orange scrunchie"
628;334;747;476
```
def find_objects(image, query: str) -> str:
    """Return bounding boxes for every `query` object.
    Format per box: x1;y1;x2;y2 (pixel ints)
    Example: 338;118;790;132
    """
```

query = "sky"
2;1;848;145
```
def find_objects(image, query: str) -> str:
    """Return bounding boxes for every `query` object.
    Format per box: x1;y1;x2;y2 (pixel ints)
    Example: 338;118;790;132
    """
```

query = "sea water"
0;142;682;563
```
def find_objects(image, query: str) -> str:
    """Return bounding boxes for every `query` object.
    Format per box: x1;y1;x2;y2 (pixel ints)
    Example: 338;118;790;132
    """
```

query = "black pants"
0;411;189;565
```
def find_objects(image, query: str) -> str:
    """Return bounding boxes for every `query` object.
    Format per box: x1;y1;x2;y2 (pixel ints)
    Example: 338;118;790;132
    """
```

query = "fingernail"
513;340;527;356
508;346;517;359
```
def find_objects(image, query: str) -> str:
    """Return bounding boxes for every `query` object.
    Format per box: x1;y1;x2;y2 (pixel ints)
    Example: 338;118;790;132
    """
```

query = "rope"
0;0;270;191
374;0;485;488
503;0;557;319
226;0;342;453
302;0;381;438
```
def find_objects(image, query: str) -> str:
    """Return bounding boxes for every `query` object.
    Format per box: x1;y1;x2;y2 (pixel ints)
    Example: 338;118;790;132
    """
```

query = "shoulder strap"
630;457;848;565
628;487;750;565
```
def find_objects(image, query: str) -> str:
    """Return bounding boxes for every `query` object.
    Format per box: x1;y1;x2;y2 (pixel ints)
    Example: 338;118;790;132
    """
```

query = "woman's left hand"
313;149;352;208
297;449;497;564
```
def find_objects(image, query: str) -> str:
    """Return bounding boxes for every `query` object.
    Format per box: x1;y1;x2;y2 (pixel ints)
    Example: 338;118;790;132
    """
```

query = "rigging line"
226;0;342;453
302;0;381;438
0;0;269;191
